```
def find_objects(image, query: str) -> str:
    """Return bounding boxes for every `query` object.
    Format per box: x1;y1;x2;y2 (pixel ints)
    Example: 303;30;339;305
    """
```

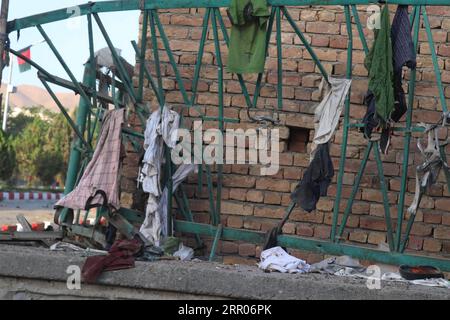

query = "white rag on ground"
258;246;311;274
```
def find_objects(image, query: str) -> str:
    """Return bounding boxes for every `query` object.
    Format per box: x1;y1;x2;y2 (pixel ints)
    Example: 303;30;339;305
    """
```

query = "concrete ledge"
0;245;449;300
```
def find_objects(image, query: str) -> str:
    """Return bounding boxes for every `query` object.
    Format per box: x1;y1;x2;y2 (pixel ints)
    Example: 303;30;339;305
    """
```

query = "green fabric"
364;4;394;127
162;236;181;255
227;0;270;74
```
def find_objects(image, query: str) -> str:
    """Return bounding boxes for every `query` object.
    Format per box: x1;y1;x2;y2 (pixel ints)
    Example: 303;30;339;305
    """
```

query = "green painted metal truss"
6;0;450;271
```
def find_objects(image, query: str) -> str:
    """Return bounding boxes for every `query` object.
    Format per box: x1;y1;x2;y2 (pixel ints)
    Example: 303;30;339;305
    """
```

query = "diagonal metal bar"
36;25;93;110
395;5;421;252
92;12;138;104
276;6;283;110
335;141;373;242
40;79;91;151
153;10;190;106
282;6;329;81
212;8;224;226
131;40;164;106
252;6;276;109
331;5;352;241
137;10;149;102
149;9;165;106
190;8;211;108
373;141;395;251
350;5;369;55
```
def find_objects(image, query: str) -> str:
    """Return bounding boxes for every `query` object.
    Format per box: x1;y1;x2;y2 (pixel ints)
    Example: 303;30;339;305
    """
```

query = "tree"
12;108;73;186
35;152;64;186
0;130;15;182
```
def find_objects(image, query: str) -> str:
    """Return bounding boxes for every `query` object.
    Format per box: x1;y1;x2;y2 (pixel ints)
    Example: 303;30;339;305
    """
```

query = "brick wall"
122;5;450;264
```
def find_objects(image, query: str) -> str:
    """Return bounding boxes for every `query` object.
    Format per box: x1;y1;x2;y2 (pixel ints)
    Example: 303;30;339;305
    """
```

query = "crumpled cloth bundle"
258;246;311;274
408;124;450;216
81;238;143;284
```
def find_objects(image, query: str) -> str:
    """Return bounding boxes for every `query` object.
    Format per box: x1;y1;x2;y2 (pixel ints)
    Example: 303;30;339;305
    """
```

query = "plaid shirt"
55;109;125;211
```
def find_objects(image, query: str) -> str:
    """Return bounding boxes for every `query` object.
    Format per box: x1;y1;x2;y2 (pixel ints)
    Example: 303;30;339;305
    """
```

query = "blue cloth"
391;5;417;122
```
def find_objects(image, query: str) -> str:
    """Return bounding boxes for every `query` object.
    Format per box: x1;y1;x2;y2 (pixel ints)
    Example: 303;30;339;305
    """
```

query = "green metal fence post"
395;5;421;251
137;10;149;102
331;5;353;241
336;141;373;241
373;141;395;251
212;8;224;226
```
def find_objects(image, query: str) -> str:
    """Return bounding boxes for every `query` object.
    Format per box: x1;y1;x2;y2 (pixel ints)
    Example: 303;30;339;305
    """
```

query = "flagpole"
0;0;9;85
1;51;12;131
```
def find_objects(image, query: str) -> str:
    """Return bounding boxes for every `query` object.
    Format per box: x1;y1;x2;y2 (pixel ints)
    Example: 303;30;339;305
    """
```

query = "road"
0;200;55;225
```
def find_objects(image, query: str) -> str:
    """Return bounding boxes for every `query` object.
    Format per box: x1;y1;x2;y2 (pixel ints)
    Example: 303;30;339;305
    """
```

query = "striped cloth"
55;109;125;211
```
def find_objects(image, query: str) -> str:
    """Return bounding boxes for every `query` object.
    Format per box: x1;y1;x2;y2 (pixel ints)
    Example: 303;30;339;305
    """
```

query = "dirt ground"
0;200;55;225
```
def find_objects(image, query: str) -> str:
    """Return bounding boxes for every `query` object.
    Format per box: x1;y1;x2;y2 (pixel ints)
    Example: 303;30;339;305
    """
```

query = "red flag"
17;46;31;72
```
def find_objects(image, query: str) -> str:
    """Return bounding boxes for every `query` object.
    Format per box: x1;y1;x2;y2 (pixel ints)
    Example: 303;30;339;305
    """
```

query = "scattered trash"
173;244;194;261
50;241;107;256
310;255;365;275
399;265;444;281
258;246;310;274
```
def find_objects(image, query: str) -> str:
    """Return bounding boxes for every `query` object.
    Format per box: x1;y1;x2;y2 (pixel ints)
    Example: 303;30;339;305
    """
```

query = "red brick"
221;201;254;216
221;241;238;254
239;243;256;257
296;224;314;237
434;226;450;240
229;188;247;201
255;178;291;192
282;222;296;234
407;236;423;251
314;225;331;239
254;205;285;219
227;216;243;229
349;231;368;243
246;190;264;203
423;238;442;252
264;192;282;205
368;232;386;245
359;216;386;231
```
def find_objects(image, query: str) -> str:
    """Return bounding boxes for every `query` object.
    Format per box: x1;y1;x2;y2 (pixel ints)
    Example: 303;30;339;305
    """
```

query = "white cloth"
139;106;181;245
158;164;196;238
140;106;180;196
313;77;352;145
174;244;195;261
258;246;311;274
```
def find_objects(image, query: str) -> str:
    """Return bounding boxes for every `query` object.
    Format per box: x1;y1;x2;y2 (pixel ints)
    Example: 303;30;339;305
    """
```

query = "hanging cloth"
313;77;352;146
55;109;125;211
408;125;450;216
364;4;395;128
227;0;270;74
391;5;417;122
290;143;334;212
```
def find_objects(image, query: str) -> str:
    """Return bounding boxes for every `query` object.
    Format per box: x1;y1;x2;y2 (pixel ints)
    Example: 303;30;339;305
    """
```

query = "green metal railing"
6;0;450;271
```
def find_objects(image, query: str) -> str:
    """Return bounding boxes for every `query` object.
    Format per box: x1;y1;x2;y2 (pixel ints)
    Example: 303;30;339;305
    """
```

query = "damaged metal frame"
4;0;450;271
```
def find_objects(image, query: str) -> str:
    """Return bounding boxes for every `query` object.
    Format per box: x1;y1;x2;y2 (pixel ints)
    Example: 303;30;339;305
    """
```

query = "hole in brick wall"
287;127;311;153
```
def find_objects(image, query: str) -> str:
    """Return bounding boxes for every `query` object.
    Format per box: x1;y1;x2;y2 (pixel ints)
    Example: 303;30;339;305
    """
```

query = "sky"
6;0;140;90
